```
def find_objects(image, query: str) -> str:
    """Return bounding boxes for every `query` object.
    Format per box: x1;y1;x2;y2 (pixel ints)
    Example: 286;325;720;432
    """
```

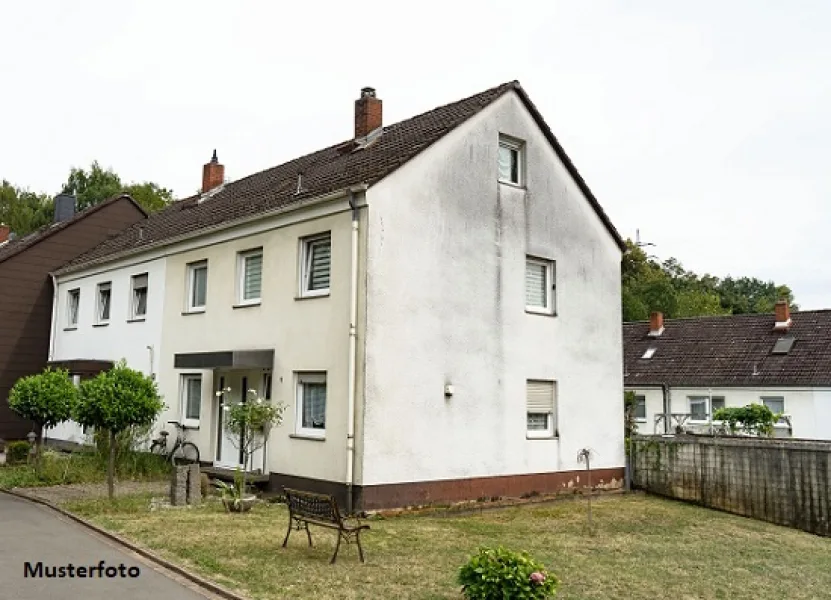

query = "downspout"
345;188;363;515
48;273;59;361
661;383;670;434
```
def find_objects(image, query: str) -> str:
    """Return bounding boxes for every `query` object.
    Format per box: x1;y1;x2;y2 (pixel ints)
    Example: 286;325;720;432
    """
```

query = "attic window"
771;337;796;355
641;348;657;359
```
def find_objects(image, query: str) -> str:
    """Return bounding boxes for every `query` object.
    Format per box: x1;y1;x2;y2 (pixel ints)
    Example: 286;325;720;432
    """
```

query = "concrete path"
0;492;218;600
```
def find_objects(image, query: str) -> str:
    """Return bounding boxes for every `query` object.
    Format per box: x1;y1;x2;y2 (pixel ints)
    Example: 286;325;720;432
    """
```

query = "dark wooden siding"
0;198;145;440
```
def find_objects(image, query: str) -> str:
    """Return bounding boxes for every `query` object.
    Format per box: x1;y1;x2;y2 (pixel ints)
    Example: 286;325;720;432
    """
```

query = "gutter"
53;185;365;277
345;185;367;515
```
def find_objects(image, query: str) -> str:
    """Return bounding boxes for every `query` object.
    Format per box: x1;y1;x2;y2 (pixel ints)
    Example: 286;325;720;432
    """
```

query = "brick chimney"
648;311;664;337
355;87;382;139
0;224;9;243
202;150;225;193
774;299;792;331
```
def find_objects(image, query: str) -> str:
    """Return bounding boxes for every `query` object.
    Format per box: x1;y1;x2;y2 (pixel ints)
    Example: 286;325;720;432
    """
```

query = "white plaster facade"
45;87;625;503
628;385;831;440
362;91;625;485
47;257;166;443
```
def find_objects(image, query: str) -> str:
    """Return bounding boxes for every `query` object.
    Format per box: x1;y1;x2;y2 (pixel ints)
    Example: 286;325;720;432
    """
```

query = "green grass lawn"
64;492;831;600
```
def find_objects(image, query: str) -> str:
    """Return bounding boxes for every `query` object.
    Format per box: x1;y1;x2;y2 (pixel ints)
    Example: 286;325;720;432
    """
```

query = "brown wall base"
269;468;625;513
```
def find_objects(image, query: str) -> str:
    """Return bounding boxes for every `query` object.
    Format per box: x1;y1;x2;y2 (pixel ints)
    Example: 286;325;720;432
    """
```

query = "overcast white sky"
1;1;829;308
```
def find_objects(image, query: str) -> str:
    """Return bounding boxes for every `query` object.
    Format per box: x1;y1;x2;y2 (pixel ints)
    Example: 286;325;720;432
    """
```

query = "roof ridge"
186;81;520;200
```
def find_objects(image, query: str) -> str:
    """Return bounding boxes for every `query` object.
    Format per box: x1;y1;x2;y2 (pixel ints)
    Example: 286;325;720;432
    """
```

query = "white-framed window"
525;257;555;314
95;282;111;324
67;288;80;327
186;260;208;312
498;135;524;185
180;374;202;427
689;396;725;422
761;396;787;424
237;248;263;305
634;395;647;422
263;372;273;401
295;372;327;437
300;233;331;297
130;273;148;319
526;379;556;438
689;397;708;421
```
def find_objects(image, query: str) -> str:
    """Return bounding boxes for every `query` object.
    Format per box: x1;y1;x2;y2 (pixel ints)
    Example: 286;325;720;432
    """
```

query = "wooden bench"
281;488;370;564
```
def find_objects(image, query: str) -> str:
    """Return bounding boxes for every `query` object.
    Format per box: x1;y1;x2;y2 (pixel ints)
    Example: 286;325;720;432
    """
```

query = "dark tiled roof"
624;311;831;388
57;81;624;274
0;194;146;265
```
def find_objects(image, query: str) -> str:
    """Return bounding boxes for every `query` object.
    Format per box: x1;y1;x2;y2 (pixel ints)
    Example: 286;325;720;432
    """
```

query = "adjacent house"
49;81;627;510
0;195;146;441
624;303;831;439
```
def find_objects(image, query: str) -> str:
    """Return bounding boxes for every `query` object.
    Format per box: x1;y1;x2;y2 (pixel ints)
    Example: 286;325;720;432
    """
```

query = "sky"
1;1;829;308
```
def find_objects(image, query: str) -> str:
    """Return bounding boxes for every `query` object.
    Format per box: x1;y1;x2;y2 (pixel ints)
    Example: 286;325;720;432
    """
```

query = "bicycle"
149;421;200;466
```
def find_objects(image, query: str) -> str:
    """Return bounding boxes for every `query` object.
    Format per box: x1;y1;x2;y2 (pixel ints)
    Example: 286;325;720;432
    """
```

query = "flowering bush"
458;546;559;599
217;387;285;499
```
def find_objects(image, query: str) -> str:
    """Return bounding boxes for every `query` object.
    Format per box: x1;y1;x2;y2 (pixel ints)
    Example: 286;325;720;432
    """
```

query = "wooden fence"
631;434;831;536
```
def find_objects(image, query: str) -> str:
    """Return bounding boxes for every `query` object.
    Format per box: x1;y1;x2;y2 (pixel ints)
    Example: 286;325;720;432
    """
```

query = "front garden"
60;492;831;600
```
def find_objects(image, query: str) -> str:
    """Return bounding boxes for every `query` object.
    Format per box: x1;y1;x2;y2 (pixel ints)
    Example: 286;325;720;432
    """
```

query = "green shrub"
8;368;78;458
6;441;31;465
458;546;559;599
713;403;778;436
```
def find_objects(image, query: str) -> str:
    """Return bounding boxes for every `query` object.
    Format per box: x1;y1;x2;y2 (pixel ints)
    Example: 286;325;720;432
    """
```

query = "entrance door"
214;371;267;472
215;372;243;468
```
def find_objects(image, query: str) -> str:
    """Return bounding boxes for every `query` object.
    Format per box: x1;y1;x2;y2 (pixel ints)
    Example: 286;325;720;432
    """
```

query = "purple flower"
530;572;546;585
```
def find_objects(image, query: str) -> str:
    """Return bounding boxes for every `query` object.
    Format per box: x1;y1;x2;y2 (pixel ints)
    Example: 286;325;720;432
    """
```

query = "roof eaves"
510;83;626;252
52;184;366;277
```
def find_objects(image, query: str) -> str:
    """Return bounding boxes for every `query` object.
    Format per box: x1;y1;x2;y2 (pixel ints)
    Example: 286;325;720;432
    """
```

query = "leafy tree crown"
8;368;78;429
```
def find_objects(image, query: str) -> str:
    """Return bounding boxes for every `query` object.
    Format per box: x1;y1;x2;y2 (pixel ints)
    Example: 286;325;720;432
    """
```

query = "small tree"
8;368;78;466
76;360;163;499
219;386;285;500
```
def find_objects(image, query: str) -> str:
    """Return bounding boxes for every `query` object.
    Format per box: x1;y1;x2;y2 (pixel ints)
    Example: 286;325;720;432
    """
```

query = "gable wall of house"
360;90;624;493
0;198;145;440
626;385;831;439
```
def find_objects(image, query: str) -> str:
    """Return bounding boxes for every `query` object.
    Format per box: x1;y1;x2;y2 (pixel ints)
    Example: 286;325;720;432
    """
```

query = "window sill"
233;301;261;309
63;326;78;331
498;180;526;190
526;434;559;441
92;322;110;328
182;308;206;316
289;433;326;442
127;317;146;323
295;293;330;301
525;309;557;317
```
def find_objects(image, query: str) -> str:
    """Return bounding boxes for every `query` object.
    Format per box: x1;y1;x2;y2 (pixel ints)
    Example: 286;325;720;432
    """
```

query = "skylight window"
641;348;657;359
771;337;796;355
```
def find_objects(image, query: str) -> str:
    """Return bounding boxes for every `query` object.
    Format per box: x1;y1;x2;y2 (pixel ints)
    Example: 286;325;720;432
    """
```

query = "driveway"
0;492;217;600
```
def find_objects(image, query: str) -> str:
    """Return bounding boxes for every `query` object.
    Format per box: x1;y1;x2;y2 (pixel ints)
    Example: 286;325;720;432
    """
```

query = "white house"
624;305;831;440
49;81;627;510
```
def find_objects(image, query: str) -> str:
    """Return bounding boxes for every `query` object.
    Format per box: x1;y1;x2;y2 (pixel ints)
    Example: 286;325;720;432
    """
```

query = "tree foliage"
622;239;797;320
0;181;54;236
61;161;173;213
1;162;172;237
76;360;164;499
8;368;78;435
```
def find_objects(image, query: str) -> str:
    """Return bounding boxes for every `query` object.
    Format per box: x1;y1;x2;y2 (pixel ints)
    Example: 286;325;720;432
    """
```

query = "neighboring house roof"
0;194;146;265
624;311;831;388
56;80;625;275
